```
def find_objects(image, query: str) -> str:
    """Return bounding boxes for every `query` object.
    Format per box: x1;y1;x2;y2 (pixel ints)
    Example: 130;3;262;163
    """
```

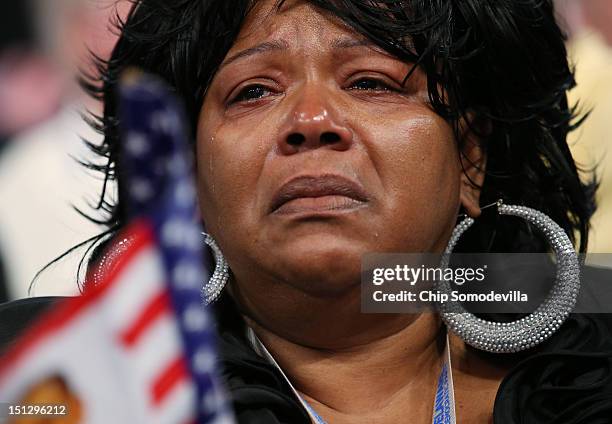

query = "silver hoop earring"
202;233;230;305
438;200;580;353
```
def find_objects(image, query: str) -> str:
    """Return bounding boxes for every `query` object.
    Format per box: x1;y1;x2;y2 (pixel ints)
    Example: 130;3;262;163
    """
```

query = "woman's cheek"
197;121;265;231
362;110;460;238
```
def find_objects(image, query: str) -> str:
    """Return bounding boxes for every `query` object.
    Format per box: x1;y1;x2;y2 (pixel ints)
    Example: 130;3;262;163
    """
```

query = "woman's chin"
270;249;365;295
286;273;363;298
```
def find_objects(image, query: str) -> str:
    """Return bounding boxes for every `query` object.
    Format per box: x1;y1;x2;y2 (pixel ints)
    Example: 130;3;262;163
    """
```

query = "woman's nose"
277;88;353;155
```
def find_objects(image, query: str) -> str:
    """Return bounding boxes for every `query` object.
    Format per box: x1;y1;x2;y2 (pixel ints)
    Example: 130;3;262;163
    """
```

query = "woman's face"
196;0;483;296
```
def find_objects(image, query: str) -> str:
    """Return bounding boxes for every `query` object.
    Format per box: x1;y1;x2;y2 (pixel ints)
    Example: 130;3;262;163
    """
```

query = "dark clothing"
0;248;7;304
214;292;612;424
2;292;612;423
0;296;57;355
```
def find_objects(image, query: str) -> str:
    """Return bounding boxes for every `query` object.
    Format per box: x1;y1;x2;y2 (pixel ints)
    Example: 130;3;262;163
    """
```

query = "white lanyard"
246;327;456;424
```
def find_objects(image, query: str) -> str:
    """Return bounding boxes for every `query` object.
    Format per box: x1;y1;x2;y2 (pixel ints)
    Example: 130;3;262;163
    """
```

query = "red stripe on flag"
120;290;171;348
151;356;189;406
0;219;155;381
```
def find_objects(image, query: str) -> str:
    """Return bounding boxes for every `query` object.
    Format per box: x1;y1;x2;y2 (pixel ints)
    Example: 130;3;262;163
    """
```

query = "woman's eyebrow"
330;37;374;49
331;37;397;58
219;37;375;71
219;40;289;70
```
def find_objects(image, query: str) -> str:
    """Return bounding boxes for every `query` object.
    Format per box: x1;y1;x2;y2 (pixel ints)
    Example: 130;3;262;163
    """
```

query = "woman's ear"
458;117;488;218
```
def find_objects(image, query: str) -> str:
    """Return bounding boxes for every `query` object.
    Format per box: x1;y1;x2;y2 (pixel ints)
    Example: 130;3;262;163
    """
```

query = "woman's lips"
270;175;369;215
274;195;366;214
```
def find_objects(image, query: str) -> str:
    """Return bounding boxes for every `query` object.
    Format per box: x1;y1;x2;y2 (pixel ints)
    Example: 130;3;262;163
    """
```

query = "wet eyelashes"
346;77;396;92
230;84;274;104
227;77;400;106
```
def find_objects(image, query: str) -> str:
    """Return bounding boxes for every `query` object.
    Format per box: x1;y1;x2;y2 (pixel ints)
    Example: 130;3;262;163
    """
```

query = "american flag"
0;72;235;424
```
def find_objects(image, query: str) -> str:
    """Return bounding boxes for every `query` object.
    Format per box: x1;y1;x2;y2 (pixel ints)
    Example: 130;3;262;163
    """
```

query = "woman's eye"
348;78;395;92
230;84;273;104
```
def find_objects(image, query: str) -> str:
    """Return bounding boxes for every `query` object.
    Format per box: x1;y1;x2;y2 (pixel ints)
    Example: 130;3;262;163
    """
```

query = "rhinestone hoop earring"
202;233;230;305
438;200;580;353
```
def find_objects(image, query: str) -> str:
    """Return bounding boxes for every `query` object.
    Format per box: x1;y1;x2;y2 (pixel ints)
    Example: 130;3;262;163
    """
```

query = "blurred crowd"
0;0;129;302
0;0;611;302
556;0;612;262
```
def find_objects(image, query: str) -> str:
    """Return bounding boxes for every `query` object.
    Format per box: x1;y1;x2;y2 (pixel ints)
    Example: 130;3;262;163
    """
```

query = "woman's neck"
244;311;446;423
232;278;514;423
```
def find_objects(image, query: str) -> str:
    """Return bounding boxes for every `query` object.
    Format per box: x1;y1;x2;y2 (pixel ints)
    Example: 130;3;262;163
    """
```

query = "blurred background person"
557;0;612;257
0;3;62;151
0;1;64;303
0;0;126;300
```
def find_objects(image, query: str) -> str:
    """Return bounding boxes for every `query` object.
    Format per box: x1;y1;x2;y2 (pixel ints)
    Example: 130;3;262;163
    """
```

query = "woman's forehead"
229;0;361;56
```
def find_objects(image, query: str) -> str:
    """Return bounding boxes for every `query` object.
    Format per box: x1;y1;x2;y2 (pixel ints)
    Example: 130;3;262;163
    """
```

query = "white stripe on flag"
0;299;140;423
0;232;198;424
100;244;168;336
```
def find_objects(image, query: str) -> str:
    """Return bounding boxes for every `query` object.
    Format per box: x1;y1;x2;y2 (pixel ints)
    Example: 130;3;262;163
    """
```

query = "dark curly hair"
78;0;595;279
